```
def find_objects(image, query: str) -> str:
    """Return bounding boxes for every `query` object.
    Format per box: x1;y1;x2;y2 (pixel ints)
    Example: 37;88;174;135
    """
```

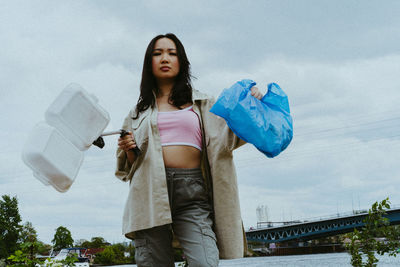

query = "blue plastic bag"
210;79;293;158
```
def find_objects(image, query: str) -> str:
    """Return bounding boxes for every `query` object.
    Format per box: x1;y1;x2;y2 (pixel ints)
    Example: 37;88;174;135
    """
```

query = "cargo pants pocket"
201;226;219;267
134;239;153;267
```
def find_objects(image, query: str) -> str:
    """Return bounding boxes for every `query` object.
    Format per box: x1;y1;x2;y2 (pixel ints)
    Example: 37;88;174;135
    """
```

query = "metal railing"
251;205;400;230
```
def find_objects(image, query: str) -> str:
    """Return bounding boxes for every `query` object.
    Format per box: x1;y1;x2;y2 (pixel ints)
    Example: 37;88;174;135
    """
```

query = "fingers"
118;132;137;152
118;139;137;152
250;86;263;100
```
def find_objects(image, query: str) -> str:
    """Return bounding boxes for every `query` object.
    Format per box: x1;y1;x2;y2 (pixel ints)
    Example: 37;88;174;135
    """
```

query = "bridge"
246;208;400;243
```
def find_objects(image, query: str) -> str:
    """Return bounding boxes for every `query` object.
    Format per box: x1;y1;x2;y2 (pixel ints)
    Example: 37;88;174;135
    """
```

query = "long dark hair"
133;33;193;119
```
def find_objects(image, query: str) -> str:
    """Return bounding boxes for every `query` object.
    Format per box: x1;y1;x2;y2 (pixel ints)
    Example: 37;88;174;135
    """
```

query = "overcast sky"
1;0;400;245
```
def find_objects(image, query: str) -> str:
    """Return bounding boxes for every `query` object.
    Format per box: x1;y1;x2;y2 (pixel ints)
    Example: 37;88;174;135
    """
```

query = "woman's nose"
161;53;169;63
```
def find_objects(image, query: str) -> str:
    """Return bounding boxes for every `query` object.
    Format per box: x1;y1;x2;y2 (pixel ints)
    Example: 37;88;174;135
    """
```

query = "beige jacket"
115;89;247;259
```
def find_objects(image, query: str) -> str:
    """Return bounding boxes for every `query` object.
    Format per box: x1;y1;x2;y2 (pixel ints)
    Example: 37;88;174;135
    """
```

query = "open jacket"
115;89;247;259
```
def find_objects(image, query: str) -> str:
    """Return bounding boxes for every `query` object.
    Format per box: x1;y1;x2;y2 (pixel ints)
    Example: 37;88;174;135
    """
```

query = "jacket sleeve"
115;111;135;182
204;97;246;153
218;115;246;152
226;123;246;151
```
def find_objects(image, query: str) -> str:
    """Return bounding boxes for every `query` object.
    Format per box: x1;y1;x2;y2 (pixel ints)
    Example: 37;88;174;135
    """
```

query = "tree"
19;222;38;261
80;240;91;248
8;247;77;267
127;242;136;263
74;238;87;247
346;197;400;266
19;222;37;244
81;236;107;248
93;243;127;265
0;195;22;259
52;226;74;251
93;246;117;265
90;236;107;248
17;222;52;257
36;241;52;256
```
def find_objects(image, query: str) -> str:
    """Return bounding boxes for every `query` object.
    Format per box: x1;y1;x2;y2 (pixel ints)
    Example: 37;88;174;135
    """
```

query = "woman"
116;33;263;267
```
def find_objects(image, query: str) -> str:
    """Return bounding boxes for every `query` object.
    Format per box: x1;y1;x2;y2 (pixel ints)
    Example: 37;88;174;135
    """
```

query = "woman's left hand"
250;86;263;100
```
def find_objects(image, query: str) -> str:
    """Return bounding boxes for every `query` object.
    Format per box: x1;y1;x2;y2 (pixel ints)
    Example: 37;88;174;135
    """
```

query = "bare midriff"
162;145;201;169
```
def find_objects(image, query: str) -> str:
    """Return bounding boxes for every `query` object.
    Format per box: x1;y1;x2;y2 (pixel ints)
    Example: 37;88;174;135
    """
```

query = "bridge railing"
253;205;400;230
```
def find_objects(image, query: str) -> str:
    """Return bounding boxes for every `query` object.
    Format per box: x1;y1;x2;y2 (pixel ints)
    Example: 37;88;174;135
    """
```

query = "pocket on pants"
201;227;219;266
134;239;152;267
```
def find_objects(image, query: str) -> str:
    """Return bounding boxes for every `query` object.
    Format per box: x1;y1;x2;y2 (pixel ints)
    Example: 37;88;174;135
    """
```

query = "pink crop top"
157;106;202;151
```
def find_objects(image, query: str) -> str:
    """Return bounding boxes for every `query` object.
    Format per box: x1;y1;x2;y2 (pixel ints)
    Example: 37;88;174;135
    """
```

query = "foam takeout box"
22;83;110;192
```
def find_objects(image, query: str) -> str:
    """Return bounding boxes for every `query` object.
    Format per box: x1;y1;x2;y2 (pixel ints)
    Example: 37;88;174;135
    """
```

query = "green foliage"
7;239;53;267
94;245;122;265
8;249;78;267
0;195;52;264
20;222;37;244
174;248;187;266
51;226;74;251
80;236;107;248
61;253;79;267
19;222;39;260
7;249;40;267
36;241;52;256
177;260;188;267
93;243;135;265
0;195;22;259
173;248;185;262
345;197;400;266
90;236;107;247
126;242;135;263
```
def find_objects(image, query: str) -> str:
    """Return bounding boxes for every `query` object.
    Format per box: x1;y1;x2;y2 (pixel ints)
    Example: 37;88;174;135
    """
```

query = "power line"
294;108;400;133
236;135;400;168
2;110;400;186
3;133;400;185
0;174;125;195
295;116;400;137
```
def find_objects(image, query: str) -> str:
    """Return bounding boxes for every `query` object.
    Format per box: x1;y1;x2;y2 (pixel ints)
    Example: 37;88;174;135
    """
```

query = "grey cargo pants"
134;168;219;267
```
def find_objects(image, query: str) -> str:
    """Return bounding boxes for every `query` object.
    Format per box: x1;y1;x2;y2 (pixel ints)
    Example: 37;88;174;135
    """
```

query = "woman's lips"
160;66;170;71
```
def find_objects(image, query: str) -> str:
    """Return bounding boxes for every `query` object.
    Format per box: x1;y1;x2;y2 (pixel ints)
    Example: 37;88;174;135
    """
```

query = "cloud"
234;53;400;229
2;0;400;244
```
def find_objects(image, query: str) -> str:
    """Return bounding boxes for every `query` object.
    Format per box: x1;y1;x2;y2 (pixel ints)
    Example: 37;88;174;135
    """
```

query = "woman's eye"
170;52;177;56
153;52;161;56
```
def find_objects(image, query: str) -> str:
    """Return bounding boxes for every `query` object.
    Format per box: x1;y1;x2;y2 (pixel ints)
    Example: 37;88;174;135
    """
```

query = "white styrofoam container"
45;83;110;151
22;122;84;192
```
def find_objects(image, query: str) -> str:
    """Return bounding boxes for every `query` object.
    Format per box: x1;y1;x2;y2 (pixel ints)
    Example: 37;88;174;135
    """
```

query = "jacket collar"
192;89;209;101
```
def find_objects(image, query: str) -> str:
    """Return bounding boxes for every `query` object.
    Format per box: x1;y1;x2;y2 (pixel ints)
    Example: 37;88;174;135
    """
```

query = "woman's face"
152;38;180;83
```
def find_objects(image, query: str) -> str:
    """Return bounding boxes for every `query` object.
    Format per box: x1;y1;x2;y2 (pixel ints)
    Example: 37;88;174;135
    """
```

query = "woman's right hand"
118;131;137;152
